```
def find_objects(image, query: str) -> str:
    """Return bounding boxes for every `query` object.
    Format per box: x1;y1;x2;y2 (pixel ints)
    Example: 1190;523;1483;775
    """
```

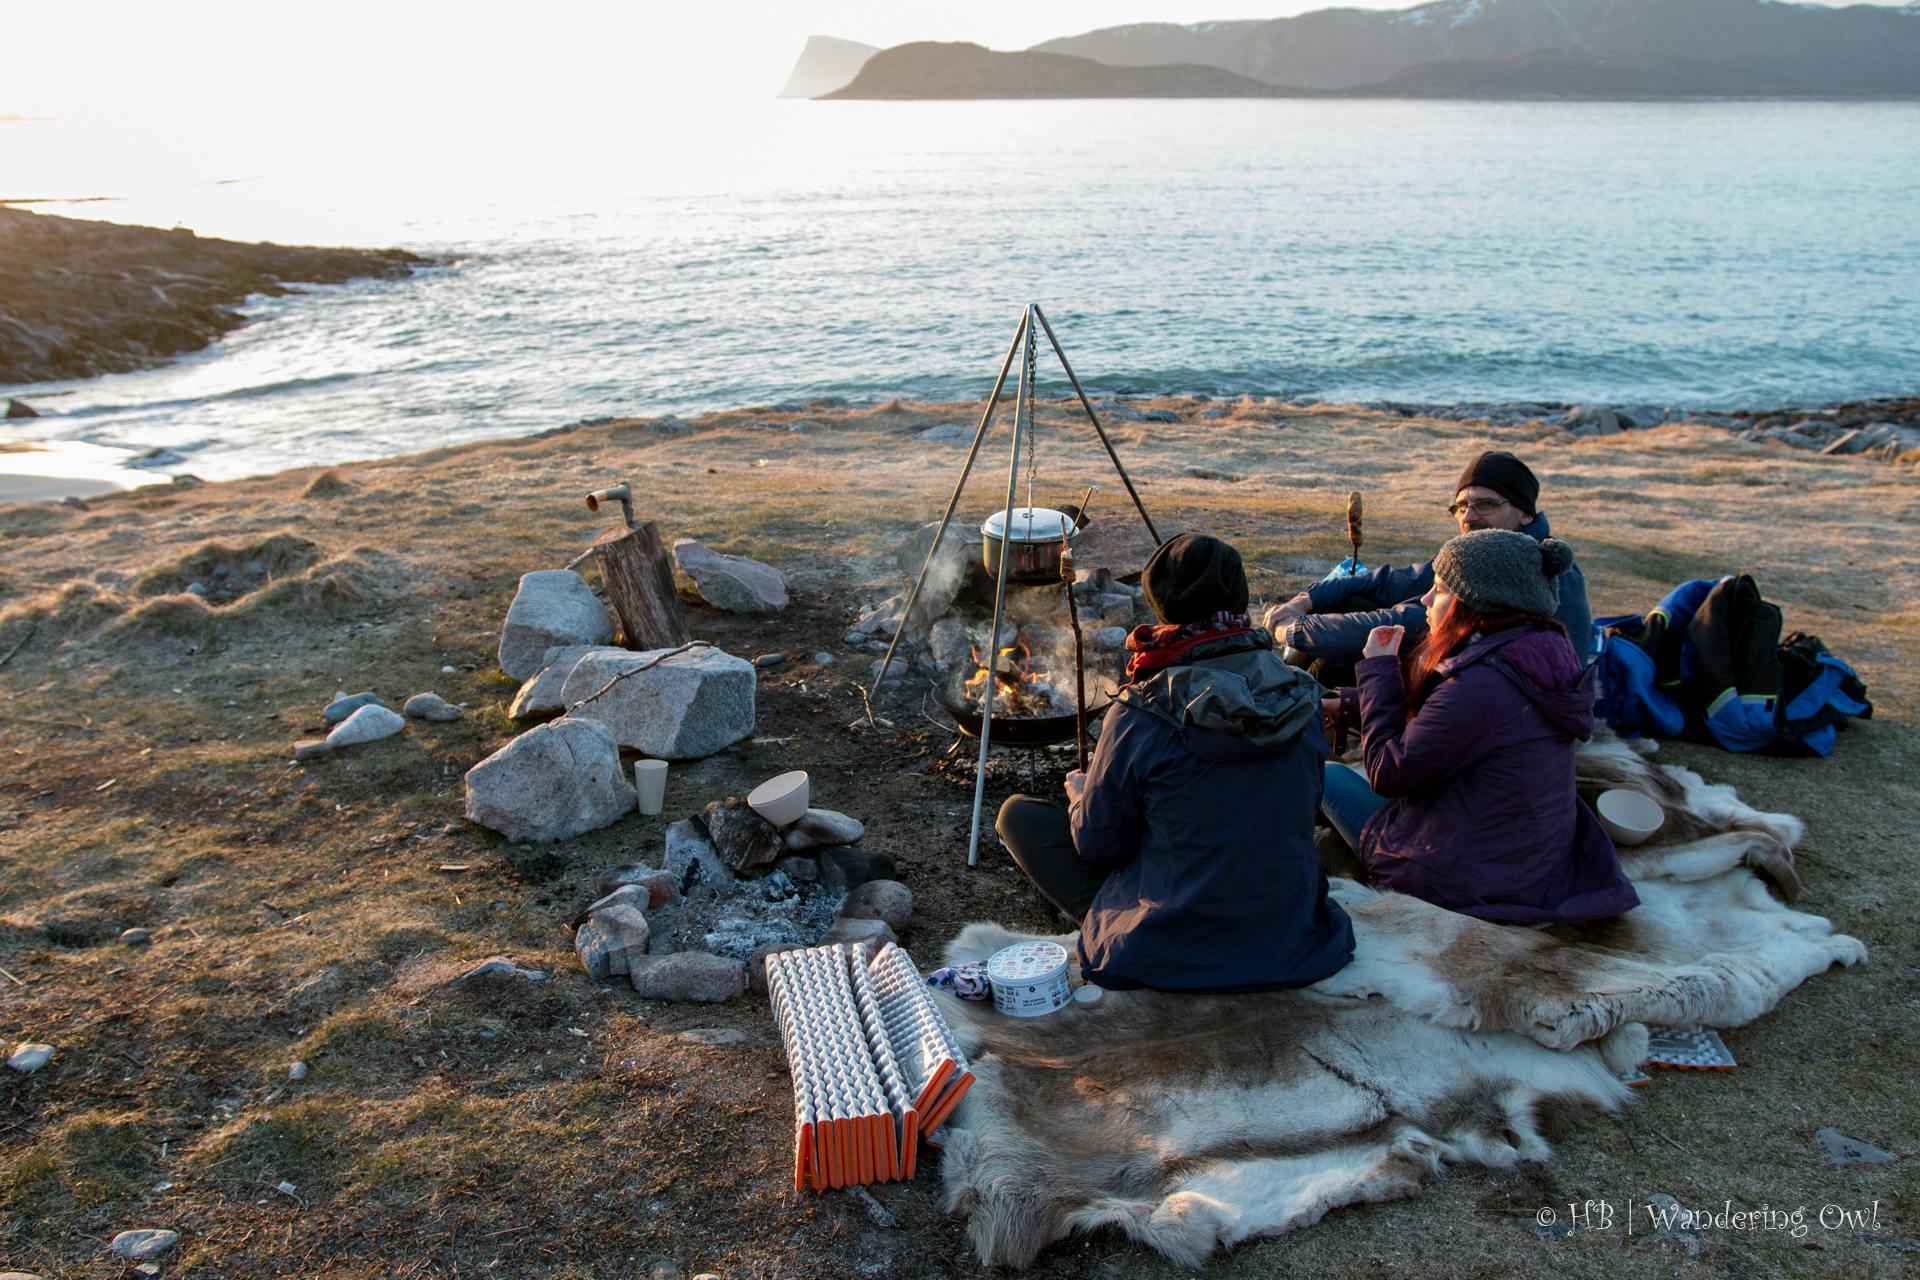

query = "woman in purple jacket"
1321;529;1638;925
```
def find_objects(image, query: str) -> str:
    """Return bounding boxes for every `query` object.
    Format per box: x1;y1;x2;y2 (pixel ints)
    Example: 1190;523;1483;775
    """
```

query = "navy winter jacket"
1295;512;1593;666
1070;634;1355;992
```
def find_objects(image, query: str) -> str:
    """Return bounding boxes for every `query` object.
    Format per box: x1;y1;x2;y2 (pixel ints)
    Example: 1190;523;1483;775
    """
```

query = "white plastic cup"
633;759;668;816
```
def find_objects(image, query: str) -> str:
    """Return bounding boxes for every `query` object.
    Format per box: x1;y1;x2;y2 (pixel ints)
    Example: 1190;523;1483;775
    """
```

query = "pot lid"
981;506;1072;543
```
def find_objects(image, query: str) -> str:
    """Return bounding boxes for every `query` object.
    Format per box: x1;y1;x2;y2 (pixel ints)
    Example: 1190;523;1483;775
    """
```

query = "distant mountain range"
786;0;1920;99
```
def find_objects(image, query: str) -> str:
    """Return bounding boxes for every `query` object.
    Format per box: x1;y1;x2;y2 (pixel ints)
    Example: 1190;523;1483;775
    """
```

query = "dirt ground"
2;397;1915;1279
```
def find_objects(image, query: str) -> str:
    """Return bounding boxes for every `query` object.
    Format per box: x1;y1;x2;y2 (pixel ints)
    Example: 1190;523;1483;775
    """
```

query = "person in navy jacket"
997;533;1354;992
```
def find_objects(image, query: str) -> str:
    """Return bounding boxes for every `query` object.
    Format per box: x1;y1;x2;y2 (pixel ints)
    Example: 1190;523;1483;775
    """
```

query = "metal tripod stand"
865;303;1162;866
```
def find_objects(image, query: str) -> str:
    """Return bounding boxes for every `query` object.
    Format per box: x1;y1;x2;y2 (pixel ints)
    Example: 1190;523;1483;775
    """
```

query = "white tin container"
986;941;1072;1018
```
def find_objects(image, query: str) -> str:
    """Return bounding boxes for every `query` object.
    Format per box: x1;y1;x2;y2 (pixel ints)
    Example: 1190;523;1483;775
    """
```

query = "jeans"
1320;761;1386;851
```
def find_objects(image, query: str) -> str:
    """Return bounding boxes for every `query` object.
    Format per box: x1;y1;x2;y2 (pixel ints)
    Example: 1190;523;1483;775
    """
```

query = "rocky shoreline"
0;207;426;384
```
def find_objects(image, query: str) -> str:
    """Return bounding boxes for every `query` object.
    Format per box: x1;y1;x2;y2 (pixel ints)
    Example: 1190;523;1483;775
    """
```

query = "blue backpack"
1593;575;1871;757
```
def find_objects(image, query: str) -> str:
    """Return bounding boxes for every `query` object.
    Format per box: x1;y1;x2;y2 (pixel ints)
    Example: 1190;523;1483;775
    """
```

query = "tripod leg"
967;305;1036;868
866;309;1029;712
1032;304;1162;546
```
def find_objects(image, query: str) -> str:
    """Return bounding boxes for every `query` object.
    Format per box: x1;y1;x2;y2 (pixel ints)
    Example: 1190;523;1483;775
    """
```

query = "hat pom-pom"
1539;538;1575;578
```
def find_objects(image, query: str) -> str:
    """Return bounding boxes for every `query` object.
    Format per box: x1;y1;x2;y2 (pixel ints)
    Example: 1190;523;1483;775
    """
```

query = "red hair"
1402;597;1563;712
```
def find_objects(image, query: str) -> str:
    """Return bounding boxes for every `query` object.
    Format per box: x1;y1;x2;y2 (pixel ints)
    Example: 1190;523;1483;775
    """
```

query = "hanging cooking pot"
982;506;1079;583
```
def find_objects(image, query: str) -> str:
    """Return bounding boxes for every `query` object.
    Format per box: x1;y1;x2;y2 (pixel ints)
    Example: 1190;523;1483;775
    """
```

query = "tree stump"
592;522;690;649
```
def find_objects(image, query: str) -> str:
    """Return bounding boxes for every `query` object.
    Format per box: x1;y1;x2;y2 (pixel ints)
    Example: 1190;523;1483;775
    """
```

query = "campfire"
960;630;1076;719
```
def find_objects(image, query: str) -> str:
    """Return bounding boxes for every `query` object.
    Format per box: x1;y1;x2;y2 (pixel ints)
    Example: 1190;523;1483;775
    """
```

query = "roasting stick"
1061;483;1098;774
1345;491;1364;573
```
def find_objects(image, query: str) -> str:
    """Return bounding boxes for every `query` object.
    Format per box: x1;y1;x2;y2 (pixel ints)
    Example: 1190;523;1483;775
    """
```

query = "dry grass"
1;399;1916;1278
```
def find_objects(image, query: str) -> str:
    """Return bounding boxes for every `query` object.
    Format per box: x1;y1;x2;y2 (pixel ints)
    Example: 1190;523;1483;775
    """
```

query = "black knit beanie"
1455;451;1540;516
1142;533;1249;625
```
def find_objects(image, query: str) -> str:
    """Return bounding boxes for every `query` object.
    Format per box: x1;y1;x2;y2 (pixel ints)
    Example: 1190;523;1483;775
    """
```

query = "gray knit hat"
1433;529;1575;617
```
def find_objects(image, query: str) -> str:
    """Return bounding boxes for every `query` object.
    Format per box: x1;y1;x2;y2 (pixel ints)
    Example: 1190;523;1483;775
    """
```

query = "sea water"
3;98;1917;480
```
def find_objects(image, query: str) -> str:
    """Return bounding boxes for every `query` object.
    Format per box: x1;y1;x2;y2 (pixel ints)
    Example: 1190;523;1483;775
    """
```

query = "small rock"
111;1229;179;1259
704;798;782;874
812;651;835;666
5;398;39;419
1816;1127;1895;1165
648;1262;681;1280
748;941;808;993
292;738;332;762
1562;404;1622;436
464;718;635;843
672;538;789;614
780;809;866;853
1639;1194;1702;1257
821;917;898;949
458;956;550;984
593;865;681;908
498;570;615;681
849;1183;896;1227
771;854;819;884
323;691;386;724
676;1027;754;1046
663;819;730;890
290;1061;309;1080
817;845;896;893
629;951;746;1002
917;423;972;444
840;880;913;932
119;927;152;945
325;703;406;749
7;1043;55;1073
403;692;463;721
1091;626;1129;651
575;905;651;981
58;495;90;511
754;652;787;669
507;644;609;720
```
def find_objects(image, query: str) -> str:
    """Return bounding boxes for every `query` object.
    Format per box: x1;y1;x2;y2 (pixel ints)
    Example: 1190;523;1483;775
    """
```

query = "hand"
1363;625;1405;659
1262;593;1311;633
1321;696;1341;720
1063;770;1087;804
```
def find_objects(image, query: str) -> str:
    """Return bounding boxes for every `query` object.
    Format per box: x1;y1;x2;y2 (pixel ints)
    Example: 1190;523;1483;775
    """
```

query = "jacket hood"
1442;625;1595;739
1116;634;1321;761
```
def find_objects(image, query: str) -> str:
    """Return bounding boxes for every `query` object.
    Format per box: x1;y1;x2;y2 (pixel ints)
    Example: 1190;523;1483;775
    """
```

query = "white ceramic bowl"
1596;788;1665;846
747;770;811;828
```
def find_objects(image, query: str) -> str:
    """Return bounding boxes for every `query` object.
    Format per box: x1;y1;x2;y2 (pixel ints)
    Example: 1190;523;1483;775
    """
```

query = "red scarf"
1124;612;1256;681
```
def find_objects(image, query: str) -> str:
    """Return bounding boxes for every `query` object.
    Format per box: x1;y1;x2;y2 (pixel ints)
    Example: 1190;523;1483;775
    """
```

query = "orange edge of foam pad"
796;1120;811;1191
919;1071;975;1139
861;1114;876;1186
901;1109;920;1181
913;1057;956;1116
871;1114;887;1184
809;1123;826;1192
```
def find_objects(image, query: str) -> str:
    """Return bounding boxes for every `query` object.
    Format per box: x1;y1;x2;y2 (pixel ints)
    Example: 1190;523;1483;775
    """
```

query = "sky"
5;0;1909;124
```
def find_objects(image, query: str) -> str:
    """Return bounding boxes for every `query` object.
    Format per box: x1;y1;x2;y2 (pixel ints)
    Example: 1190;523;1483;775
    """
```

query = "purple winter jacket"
1351;625;1639;925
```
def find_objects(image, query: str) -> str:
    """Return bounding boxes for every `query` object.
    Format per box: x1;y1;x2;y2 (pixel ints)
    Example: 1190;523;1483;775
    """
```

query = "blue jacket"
1294;512;1593;666
1070;634;1355;992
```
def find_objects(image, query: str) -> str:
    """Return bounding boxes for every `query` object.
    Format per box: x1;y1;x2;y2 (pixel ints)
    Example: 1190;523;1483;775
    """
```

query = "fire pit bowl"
932;686;1111;747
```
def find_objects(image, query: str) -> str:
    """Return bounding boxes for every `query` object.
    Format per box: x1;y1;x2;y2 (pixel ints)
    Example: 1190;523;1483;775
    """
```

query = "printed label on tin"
987;942;1068;982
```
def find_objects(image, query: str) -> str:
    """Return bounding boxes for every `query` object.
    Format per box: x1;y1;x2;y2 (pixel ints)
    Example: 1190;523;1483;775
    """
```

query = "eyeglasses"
1447;497;1511;517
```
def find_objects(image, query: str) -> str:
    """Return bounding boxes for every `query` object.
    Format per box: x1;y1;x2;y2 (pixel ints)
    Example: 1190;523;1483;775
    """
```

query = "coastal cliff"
822;42;1297;100
0;208;424;384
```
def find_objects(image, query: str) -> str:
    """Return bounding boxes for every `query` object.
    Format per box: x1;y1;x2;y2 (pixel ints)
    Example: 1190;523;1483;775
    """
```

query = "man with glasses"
1263;451;1592;682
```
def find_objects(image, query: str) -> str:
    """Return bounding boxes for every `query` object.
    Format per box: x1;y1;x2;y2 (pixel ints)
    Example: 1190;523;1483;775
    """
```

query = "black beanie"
1455;451;1540;516
1142;533;1249;625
